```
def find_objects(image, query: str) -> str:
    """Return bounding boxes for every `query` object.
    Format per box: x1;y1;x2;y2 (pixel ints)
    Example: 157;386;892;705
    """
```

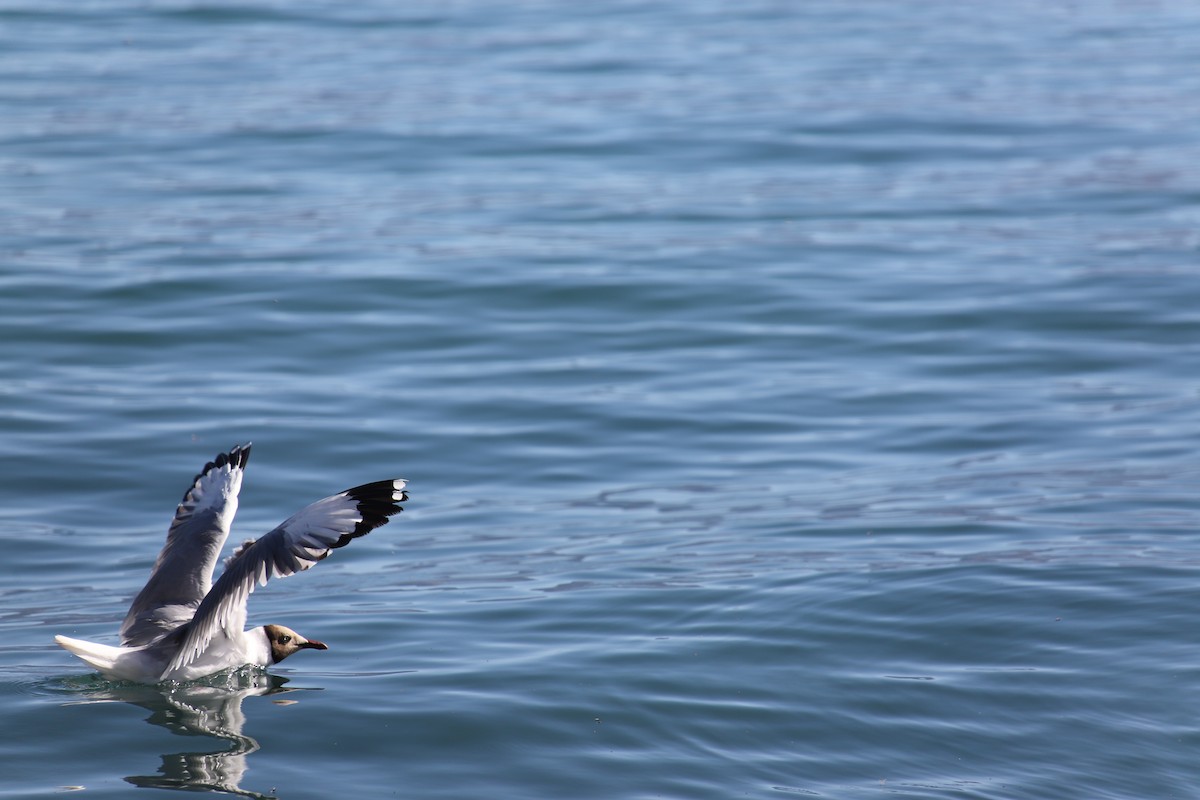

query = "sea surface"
2;1;1199;798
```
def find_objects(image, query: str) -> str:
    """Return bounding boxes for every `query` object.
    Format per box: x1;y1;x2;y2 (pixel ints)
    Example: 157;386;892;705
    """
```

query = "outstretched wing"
164;478;408;676
121;444;252;646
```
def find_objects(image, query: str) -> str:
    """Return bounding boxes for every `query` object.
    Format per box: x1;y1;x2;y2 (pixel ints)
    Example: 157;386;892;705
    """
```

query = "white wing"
164;478;408;676
121;444;251;646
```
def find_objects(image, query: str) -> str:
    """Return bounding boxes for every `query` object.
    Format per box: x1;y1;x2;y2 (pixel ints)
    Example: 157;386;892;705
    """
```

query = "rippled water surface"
2;2;1199;798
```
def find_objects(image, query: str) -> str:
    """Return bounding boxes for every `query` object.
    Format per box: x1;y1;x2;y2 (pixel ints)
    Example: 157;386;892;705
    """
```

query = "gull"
55;443;408;683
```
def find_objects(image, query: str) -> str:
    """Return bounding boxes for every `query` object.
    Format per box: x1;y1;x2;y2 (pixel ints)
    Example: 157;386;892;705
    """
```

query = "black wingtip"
225;442;252;470
203;443;252;474
182;443;252;503
334;479;409;548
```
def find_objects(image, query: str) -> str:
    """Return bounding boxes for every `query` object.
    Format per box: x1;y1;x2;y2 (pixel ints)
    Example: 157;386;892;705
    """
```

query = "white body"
56;627;271;683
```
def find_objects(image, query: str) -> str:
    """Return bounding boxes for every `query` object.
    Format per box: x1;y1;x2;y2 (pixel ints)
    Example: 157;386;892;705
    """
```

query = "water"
2;1;1199;797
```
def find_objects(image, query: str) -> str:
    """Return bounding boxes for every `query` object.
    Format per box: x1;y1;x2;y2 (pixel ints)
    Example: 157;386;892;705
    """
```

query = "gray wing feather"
164;478;408;676
121;444;252;646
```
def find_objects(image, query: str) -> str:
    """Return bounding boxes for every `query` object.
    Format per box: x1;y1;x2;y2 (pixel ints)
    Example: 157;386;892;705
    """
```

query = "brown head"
263;623;329;664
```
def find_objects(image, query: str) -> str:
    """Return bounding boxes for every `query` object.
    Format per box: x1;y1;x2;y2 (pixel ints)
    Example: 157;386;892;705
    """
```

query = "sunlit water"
2;2;1199;798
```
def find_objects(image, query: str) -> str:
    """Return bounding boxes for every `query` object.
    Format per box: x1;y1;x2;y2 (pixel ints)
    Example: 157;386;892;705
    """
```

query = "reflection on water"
61;669;316;798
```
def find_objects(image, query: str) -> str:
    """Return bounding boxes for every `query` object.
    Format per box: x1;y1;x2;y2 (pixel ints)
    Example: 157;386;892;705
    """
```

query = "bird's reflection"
64;668;315;798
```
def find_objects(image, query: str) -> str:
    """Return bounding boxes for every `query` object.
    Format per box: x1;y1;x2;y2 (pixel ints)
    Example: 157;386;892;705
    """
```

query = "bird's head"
263;623;329;664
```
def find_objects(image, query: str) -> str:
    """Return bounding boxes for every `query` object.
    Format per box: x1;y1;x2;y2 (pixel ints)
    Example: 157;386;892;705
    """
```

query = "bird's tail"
55;634;128;674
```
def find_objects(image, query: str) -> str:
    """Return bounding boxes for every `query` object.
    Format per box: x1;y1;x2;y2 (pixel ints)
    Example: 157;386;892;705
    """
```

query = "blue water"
2;1;1199;798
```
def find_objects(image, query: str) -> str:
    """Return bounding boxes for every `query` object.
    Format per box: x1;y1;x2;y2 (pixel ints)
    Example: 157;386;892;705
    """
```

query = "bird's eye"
279;634;292;644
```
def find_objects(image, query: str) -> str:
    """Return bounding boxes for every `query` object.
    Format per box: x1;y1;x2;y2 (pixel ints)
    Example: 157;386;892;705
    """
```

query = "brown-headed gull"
55;444;408;683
